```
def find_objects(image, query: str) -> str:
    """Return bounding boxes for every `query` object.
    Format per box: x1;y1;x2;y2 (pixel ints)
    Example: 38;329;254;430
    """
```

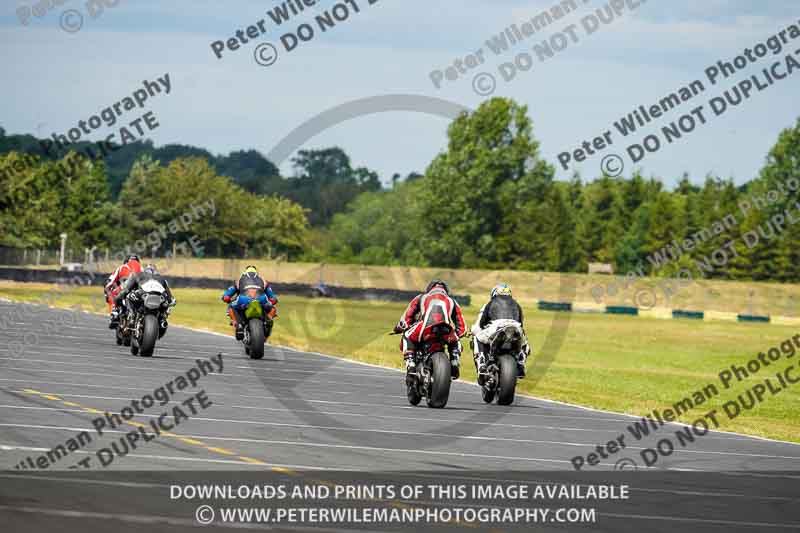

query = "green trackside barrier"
606;306;639;316
672;310;704;320
453;295;471;307
737;314;770;323
538;301;572;312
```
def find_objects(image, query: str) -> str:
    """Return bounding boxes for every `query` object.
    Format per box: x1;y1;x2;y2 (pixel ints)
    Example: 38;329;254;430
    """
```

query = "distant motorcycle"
396;325;456;409
472;320;525;405
236;287;275;360
116;279;173;357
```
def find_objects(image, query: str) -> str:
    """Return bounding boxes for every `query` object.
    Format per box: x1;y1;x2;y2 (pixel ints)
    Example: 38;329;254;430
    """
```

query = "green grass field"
2;281;798;443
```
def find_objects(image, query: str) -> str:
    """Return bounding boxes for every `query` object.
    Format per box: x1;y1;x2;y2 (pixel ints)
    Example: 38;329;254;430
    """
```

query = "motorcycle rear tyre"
497;354;517;405
248;318;265;360
426;352;452;408
139;315;158;357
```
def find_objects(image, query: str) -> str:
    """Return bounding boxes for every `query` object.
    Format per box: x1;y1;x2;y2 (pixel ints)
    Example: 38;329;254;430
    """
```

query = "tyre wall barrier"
605;305;639;316
672;310;704;320
737;314;770;323
0;268;471;306
538;301;572;312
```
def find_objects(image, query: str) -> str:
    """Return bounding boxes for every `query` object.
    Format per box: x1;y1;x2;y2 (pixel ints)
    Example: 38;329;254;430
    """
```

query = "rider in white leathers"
470;283;530;381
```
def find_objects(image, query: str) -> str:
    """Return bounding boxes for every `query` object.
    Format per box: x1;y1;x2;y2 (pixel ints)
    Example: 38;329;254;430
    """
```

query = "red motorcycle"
398;323;455;408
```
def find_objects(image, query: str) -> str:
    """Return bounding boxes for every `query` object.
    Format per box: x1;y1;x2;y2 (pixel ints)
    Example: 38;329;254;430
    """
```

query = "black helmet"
125;254;140;264
425;279;450;294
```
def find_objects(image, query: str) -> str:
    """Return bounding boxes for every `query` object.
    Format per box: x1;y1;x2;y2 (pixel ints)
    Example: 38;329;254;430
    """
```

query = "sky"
1;0;799;187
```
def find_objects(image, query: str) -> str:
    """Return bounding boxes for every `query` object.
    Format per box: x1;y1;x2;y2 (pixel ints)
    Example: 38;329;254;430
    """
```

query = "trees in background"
320;102;800;283
280;147;382;226
0;151;114;250
116;156;310;258
2;107;800;283
322;179;426;265
0;153;309;259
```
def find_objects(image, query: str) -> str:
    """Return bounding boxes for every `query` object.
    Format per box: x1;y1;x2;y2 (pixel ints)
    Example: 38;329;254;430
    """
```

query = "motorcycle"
236;287;275;360
116;279;173;357
395;324;457;409
472;320;525;405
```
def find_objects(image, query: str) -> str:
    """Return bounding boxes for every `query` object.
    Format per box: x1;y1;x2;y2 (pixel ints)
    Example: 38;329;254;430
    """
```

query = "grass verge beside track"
1;281;798;444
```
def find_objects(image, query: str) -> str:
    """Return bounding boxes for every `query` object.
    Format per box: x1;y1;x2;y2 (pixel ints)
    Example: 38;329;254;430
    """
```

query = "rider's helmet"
143;264;159;275
491;283;512;299
124;254;142;273
425;279;450;294
241;265;259;280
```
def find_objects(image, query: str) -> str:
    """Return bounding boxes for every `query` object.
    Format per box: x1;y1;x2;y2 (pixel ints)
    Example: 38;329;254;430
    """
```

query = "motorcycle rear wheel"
139;315;158;357
248;318;265;360
426;352;452;408
497;354;518;405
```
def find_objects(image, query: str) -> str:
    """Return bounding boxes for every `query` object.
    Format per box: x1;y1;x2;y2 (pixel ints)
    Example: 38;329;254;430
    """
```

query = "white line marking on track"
4;301;800;448
0;423;623;468
3;405;797;460
0;444;339;470
0;383;782;443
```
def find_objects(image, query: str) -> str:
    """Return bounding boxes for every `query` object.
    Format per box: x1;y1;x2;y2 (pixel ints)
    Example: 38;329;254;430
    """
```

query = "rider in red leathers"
105;254;142;327
394;280;466;379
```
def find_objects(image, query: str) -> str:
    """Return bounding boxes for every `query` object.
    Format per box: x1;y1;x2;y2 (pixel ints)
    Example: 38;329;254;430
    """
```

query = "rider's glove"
222;295;232;303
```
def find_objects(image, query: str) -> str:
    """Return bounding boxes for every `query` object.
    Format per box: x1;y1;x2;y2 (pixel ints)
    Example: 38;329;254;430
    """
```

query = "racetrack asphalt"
0;300;799;532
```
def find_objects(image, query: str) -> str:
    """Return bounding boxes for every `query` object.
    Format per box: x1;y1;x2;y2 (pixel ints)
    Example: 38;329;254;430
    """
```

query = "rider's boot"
404;351;417;385
109;306;120;329
226;307;244;340
517;350;527;378
450;349;461;380
474;353;487;385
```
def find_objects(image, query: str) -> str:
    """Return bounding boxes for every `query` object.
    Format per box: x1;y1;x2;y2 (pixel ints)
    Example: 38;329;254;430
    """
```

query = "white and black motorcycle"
472;320;528;405
116;279;174;357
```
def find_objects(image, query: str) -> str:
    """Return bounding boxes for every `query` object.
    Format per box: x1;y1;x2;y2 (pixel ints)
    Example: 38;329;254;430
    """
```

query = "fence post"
59;233;67;266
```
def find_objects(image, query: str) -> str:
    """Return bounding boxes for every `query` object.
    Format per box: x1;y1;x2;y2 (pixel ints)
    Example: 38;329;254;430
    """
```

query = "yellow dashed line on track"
22;389;480;527
21;388;273;468
205;446;236;456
